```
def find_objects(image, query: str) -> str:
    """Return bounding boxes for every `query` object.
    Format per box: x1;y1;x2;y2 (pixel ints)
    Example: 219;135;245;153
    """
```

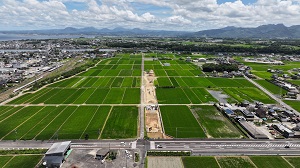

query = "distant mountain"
190;24;300;38
2;24;300;38
0;27;189;37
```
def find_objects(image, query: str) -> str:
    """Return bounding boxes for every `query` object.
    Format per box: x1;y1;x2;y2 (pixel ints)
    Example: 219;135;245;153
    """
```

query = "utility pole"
15;129;17;141
126;155;127;168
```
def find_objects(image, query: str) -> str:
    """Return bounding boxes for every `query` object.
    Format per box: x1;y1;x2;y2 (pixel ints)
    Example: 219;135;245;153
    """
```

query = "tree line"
202;63;239;72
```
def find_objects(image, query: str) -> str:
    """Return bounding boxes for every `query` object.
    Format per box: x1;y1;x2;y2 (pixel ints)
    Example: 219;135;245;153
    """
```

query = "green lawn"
160;106;206;138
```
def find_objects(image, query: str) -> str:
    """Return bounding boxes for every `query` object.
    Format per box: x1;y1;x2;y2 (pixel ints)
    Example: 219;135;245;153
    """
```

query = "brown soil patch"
143;70;168;139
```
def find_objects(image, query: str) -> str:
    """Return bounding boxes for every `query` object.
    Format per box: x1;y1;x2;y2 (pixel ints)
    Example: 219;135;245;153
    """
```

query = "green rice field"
1;54;141;140
284;100;300;113
179;156;297;168
249;156;292;168
255;80;288;95
182;156;219;168
160;106;206;138
0;53;287;141
147;56;272;104
0;155;43;168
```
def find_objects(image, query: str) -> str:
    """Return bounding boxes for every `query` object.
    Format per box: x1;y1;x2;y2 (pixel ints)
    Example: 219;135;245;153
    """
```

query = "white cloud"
1;0;300;31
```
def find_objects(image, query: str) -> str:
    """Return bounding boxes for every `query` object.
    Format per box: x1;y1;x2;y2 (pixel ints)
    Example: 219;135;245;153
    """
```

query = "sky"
1;0;300;31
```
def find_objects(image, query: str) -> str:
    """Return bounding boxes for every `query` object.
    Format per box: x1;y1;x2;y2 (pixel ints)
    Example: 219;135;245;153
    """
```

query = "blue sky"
0;0;300;31
217;0;257;5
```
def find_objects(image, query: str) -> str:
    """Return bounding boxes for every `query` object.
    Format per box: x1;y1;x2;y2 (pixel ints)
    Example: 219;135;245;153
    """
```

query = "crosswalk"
150;141;155;149
131;141;137;149
72;145;97;148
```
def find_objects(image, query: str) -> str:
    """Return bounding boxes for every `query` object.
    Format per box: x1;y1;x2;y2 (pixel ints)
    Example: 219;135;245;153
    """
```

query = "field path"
282;156;295;168
139;53;145;139
98;106;113;139
2;156;15;168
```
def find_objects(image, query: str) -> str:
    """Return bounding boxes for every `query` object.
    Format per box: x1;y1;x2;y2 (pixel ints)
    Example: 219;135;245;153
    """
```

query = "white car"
157;145;162;148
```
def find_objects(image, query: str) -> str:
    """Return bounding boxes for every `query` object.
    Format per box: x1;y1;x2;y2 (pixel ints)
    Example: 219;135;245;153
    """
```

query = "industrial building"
43;141;71;168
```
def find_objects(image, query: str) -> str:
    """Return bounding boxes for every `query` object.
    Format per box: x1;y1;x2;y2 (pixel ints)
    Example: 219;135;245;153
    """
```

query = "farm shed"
43;141;71;168
238;120;268;139
95;149;109;160
272;124;295;138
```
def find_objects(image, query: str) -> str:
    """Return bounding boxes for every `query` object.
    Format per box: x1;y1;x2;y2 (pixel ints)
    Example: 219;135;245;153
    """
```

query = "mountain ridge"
191;24;300;38
2;24;300;38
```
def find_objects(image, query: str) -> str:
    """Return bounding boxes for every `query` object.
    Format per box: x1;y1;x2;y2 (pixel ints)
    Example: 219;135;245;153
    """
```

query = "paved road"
3;139;300;156
244;75;299;115
153;139;300;155
0;140;134;150
139;53;145;139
